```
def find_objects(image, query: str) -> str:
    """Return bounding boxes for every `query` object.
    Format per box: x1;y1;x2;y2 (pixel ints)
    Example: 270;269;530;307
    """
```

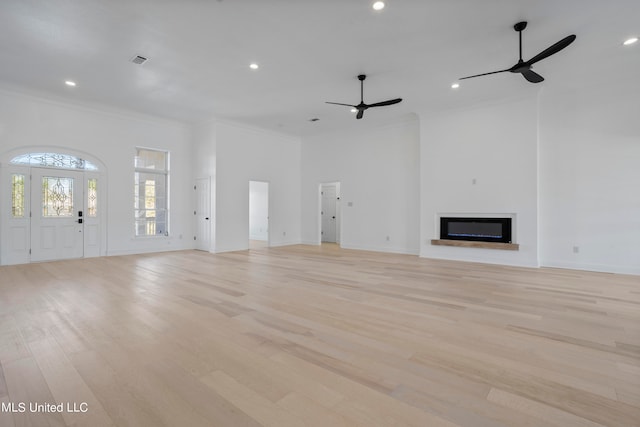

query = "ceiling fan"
326;74;402;119
460;21;576;83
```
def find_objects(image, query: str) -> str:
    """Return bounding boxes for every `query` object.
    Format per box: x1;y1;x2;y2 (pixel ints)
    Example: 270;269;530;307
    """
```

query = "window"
87;178;98;217
134;148;168;237
11;174;25;218
42;176;74;217
11;152;97;170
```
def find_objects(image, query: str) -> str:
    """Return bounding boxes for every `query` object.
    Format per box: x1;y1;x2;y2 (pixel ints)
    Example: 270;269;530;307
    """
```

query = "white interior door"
321;184;337;243
249;181;269;243
30;168;84;262
195;177;211;251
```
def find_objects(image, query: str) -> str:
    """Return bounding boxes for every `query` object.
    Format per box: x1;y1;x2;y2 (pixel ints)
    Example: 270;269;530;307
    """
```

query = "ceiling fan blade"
526;34;576;66
522;69;544;83
326;102;356;107
367;98;402;108
356;110;364;120
459;69;510;80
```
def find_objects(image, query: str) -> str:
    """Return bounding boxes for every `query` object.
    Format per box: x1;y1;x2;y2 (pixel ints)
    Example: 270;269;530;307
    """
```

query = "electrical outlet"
386;236;390;241
573;246;580;253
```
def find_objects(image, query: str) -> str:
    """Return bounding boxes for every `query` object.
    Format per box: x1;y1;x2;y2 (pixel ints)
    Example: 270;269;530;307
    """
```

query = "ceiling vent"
130;55;148;65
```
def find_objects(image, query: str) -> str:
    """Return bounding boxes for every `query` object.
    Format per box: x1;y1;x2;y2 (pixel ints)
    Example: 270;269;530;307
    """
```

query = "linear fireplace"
440;217;512;244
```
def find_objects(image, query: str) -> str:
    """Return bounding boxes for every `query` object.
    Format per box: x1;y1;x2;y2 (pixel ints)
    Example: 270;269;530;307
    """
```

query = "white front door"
194;177;211;251
30;168;84;262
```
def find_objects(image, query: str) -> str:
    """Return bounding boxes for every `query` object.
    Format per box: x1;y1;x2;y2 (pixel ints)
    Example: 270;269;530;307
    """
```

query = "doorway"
320;182;341;244
249;181;269;249
1;150;104;265
194;177;211;251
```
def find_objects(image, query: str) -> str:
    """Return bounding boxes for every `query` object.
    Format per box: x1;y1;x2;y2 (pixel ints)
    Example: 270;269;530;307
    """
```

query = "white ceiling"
1;0;638;136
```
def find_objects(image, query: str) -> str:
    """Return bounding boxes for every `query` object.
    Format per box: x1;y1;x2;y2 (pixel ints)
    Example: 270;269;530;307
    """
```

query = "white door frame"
249;180;270;247
319;181;341;244
194;176;211;251
0;148;107;265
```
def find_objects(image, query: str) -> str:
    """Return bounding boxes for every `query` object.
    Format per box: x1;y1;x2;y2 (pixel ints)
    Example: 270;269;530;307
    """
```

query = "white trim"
541;261;640;276
341;243;419;256
268;241;302;248
0;84;191;130
216;118;301;144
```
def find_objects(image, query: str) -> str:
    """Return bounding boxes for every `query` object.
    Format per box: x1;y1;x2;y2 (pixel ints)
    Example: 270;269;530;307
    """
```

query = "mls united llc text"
1;401;89;413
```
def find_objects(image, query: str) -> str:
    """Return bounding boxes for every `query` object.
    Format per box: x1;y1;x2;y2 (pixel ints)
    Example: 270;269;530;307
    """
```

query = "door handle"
205;217;210;220
77;218;83;224
332;216;336;219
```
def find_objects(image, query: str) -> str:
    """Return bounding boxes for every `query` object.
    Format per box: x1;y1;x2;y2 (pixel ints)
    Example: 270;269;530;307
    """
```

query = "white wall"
0;88;194;258
2;84;637;275
301;115;420;254
214;121;301;252
192;120;217;186
419;96;540;267
539;83;640;274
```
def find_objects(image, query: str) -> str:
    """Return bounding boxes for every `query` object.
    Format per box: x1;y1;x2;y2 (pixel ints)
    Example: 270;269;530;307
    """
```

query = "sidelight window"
11;174;25;218
87;178;98;217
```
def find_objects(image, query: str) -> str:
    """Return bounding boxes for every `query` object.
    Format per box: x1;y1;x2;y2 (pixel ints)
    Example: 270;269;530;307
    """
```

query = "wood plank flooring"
0;244;638;426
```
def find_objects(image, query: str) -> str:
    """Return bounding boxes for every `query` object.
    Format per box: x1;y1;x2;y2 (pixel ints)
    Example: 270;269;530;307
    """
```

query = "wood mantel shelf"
431;239;519;251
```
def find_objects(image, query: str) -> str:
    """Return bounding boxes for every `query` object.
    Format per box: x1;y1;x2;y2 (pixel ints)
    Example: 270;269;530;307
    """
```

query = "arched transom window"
11;152;98;171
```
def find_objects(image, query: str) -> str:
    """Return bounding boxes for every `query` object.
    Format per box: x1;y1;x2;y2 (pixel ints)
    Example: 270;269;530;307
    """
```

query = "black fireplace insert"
440;217;512;243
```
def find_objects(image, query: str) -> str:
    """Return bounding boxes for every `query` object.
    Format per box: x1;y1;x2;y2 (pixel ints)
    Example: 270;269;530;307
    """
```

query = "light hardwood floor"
0;244;638;427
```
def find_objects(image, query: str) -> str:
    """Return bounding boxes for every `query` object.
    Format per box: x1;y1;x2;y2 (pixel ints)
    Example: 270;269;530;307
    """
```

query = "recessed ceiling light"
623;37;638;46
372;1;385;11
451;83;460;89
65;80;76;87
249;63;259;70
350;108;358;113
